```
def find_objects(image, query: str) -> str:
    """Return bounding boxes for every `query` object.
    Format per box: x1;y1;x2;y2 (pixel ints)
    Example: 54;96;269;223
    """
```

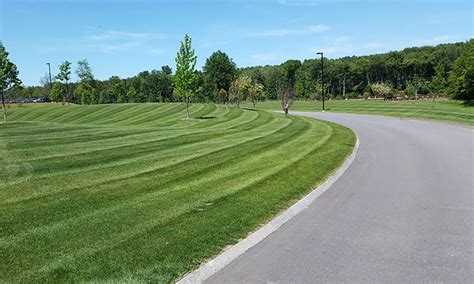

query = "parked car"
21;98;34;103
37;97;52;103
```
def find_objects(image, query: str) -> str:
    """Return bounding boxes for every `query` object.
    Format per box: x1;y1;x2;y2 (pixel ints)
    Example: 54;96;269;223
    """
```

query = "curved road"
207;112;473;283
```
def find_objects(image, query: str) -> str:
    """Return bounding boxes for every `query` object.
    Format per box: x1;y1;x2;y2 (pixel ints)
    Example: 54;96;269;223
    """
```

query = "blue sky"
1;0;472;86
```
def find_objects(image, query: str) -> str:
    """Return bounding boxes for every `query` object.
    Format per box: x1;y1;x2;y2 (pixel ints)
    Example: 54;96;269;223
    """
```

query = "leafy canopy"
203;50;236;95
174;34;197;101
0;41;21;94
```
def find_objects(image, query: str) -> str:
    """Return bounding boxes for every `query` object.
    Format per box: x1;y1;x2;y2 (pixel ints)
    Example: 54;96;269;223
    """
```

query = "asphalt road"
206;112;473;283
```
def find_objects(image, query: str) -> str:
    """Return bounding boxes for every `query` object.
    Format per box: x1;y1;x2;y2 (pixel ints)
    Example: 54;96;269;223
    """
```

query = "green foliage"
0;41;21;123
0;41;22;121
281;59;301;86
56;61;71;83
405;83;416;97
411;74;431;96
105;76;125;103
48;82;63;102
430;63;447;93
75;59;98;105
370;82;392;98
448;39;474;100
161;65;172;75
55;60;72;104
76;59;94;82
8;40;474;106
241;41;470;100
218;88;228;104
203;50;236;98
174;34;197;117
0;42;21;94
229;75;252;107
126;86;139;103
248;82;266;107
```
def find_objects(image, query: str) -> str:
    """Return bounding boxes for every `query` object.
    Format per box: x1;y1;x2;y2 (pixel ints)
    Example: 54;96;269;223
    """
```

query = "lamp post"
46;63;52;89
316;52;325;111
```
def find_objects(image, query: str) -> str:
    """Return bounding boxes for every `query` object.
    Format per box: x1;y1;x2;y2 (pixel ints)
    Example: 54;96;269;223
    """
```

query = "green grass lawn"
1;103;355;282
245;99;474;125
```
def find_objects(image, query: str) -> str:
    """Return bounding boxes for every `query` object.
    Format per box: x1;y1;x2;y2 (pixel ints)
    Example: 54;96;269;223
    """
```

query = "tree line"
2;37;473;119
241;39;473;101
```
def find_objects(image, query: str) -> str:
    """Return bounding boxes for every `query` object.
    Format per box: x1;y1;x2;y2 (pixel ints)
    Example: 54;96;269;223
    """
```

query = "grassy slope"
245;99;474;125
1;103;355;282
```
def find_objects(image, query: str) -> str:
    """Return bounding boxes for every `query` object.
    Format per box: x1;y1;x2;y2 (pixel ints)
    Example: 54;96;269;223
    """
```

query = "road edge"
177;129;360;284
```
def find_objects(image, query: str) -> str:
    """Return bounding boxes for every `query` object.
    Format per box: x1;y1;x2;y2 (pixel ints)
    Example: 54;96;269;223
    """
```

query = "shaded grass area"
0;103;355;282
245;99;474;125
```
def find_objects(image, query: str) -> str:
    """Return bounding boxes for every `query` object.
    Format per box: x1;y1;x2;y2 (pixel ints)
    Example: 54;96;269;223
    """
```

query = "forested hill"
15;39;473;104
241;40;473;100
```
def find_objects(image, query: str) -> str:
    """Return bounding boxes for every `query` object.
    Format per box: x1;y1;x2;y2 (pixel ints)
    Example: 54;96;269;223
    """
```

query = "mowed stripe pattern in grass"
247;100;474;125
1;103;355;282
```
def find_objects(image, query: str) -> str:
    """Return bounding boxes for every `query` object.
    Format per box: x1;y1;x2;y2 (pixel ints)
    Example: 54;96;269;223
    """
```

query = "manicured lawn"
246;99;474;125
3;102;60;110
1;103;355;282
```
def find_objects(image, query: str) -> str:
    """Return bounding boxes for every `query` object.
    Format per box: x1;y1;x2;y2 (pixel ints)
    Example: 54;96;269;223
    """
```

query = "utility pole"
317;52;325;111
46;63;52;88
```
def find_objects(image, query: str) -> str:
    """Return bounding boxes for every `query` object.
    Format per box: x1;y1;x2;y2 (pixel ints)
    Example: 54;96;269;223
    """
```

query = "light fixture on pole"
46;63;52;89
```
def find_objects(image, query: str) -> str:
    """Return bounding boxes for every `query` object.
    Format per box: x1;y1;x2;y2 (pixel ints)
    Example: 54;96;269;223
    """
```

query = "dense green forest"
4;39;474;106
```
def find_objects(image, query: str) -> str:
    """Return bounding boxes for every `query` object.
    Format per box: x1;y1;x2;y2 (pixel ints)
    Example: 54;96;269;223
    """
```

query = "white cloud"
312;37;385;57
250;53;281;62
415;35;460;46
246;24;329;37
84;30;167;53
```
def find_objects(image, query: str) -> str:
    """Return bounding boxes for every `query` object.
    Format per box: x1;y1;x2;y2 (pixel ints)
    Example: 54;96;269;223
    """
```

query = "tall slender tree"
0;42;22;122
75;59;96;104
174;34;197;118
56;61;72;105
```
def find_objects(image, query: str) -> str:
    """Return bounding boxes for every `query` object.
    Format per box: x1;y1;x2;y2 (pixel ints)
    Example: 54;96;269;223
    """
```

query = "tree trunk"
1;89;7;123
186;97;190;119
66;82;70;105
253;100;256;108
62;84;66;106
343;75;346;98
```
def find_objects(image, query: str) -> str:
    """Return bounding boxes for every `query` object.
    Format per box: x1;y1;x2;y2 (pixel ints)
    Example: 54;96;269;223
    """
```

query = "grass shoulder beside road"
245;99;474;125
1;103;355;282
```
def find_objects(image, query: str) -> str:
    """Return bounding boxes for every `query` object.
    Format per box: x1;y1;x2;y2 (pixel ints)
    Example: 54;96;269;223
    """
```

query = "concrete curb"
177;133;360;284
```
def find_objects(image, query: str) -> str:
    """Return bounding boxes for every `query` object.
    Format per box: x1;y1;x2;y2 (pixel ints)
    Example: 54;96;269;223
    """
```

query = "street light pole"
316;52;324;111
46;63;52;89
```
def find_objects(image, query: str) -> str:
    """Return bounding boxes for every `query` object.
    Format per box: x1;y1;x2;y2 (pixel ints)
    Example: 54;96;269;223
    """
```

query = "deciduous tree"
370;82;391;98
55;60;72;105
75;59;97;104
448;39;474;100
249;82;265;108
0;42;22;122
229;75;251;107
174;34;197;118
218;88;228;104
203;51;236;99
